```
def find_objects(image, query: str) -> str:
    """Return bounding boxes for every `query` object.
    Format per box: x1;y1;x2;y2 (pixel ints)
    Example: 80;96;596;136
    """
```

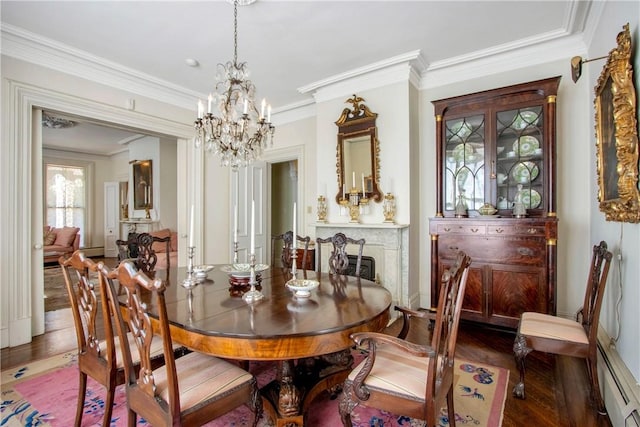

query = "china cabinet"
430;77;560;328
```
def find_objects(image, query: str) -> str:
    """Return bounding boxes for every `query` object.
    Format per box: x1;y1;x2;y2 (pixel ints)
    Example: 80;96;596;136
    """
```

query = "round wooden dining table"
148;265;392;426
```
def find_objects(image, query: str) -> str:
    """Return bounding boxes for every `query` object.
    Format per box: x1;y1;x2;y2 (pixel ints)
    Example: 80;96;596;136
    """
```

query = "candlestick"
292;202;297;250
189;205;194;247
250;200;255;255
352;171;355;188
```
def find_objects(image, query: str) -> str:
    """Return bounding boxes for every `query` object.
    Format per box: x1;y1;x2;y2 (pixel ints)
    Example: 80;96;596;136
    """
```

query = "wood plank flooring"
1;278;612;427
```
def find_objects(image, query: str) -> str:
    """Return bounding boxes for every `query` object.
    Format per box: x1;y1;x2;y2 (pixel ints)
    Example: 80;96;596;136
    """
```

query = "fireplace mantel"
314;223;410;308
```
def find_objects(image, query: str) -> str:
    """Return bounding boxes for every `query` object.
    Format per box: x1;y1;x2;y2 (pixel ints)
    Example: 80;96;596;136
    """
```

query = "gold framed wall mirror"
335;95;382;203
132;159;153;210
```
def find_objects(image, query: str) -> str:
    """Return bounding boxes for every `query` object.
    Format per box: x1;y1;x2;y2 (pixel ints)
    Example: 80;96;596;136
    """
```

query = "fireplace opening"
346;255;376;281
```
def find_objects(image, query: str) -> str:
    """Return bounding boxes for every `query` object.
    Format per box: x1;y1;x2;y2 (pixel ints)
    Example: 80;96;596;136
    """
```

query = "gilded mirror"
132;159;153;210
335;95;382;203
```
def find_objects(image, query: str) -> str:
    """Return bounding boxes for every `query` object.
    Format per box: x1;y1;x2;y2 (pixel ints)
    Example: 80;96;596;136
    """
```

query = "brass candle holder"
383;193;396;223
317;195;327;222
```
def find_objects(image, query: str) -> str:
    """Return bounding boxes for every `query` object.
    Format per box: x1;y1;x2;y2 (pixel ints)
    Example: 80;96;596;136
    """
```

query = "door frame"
2;80;194;347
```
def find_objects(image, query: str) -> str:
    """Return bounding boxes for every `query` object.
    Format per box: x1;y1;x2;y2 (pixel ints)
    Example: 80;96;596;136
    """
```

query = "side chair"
513;240;612;414
339;251;471;427
271;230;311;269
316;232;365;276
135;232;171;274
106;260;263;427
60;250;168;427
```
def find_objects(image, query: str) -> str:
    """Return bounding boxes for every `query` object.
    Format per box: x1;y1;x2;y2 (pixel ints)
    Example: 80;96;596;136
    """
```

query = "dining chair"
271;230;311;269
60;250;169;427
513;240;612;414
338;251;471;427
115;232;138;264
106;260;263;427
316;232;365;276
135;232;171;274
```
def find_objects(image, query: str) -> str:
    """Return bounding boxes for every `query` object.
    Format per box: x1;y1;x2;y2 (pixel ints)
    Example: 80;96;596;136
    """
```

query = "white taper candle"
292;202;297;250
250;200;255;255
189;205;194;247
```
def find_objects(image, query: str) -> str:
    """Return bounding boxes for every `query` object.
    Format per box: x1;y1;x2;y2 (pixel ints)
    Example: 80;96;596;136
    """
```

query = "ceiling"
1;1;594;156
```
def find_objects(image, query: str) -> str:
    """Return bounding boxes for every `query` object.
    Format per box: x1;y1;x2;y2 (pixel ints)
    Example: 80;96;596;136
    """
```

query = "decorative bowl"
221;263;269;278
478;203;498;216
286;279;319;298
193;264;214;279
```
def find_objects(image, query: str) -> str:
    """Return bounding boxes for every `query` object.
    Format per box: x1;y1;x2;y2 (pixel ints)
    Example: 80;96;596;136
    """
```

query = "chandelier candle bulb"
261;99;266;119
243;99;248;115
267;105;271;123
207;94;212;114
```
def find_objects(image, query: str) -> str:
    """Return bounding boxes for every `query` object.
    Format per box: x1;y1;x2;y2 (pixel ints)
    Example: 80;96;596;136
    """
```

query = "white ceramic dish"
511;161;539;183
521;189;542;208
286;278;319;298
513;110;540;130
513;136;539;156
221;263;270;277
452;143;474;163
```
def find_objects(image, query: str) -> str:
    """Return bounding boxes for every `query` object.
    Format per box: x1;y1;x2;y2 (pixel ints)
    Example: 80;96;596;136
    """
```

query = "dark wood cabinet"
430;77;560;328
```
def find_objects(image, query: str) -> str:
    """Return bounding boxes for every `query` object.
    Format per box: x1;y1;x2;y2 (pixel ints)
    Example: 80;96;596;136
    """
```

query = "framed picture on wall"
132;160;152;210
594;23;640;223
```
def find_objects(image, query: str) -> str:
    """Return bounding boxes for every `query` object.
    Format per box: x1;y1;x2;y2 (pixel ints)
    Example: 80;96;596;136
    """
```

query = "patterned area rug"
1;351;508;426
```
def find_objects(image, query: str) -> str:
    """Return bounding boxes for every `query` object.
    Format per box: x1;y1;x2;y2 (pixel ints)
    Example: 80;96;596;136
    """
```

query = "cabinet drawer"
438;237;545;265
486;224;546;237
436;223;486;235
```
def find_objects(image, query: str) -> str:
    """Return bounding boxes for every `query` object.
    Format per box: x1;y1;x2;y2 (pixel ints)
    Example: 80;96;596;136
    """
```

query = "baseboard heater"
598;327;640;426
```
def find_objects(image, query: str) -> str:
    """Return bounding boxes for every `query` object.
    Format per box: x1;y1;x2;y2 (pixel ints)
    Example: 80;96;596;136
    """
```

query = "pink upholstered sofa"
148;228;178;269
43;225;80;263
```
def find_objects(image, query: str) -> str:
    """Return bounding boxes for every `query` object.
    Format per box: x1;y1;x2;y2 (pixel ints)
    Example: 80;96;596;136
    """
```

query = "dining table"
140;264;392;427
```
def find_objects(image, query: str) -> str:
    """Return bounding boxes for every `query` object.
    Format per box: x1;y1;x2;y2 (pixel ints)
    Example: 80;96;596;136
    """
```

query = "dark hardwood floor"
1;284;612;427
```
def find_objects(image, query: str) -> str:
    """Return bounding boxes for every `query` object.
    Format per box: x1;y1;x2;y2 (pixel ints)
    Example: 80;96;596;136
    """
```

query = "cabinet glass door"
495;107;544;211
443;114;485;212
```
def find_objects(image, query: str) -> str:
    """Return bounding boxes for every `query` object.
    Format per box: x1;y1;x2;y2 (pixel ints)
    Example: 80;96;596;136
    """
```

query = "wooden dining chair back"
316;232;365;276
60;250;119;427
135;232;171;274
271;230;311;269
339;251;471;427
107;260;262;427
513;240;612;414
116;233;138;264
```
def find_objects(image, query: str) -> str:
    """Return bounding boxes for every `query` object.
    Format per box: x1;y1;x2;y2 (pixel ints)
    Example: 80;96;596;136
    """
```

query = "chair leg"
446;386;456;427
512;333;532;399
102;383;116;427
127;409;137;427
75;372;88;427
338;384;356;426
586;356;607;415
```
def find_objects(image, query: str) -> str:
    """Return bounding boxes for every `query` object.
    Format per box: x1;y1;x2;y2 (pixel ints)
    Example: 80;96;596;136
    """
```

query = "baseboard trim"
81;247;104;257
598;327;640;426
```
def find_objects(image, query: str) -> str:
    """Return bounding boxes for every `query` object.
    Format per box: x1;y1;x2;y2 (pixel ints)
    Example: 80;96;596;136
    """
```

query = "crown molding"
1;24;200;111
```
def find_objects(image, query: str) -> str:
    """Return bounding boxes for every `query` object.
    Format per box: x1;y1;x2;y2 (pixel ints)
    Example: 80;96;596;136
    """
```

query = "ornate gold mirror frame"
335;95;382;203
595;23;640;223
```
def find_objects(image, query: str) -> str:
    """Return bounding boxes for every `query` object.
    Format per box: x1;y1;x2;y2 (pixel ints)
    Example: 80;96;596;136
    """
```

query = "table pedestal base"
261;350;354;427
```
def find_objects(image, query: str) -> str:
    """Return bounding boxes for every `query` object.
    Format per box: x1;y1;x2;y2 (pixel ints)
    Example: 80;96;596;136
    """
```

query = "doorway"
270;160;298;265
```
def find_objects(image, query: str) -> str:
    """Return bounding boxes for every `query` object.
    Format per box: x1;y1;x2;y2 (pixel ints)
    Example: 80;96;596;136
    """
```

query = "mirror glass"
132;159;152;210
335;95;381;203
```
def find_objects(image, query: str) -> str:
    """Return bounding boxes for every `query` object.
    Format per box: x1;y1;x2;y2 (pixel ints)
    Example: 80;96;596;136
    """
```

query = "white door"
104;182;119;257
232;162;268;264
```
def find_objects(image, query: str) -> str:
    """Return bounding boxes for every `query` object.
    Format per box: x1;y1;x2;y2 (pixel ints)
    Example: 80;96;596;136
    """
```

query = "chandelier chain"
194;0;274;170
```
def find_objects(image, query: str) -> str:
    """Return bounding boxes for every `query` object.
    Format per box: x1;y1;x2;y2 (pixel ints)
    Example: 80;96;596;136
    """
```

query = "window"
45;163;86;247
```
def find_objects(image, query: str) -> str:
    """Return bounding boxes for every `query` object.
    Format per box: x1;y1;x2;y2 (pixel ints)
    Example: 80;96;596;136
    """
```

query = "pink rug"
1;351;508;426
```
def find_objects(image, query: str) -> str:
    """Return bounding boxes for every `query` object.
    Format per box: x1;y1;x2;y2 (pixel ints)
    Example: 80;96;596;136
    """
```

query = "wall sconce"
570;55;607;83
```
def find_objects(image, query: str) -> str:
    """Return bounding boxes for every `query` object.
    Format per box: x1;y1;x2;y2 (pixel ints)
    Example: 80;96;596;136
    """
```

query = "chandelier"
194;0;274;170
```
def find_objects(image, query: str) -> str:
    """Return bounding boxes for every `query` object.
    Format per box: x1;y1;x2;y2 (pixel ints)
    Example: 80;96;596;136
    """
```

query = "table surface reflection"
139;266;392;361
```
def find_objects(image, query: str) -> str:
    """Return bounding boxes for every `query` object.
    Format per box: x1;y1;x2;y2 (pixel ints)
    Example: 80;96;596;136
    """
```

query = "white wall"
587;3;640;382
